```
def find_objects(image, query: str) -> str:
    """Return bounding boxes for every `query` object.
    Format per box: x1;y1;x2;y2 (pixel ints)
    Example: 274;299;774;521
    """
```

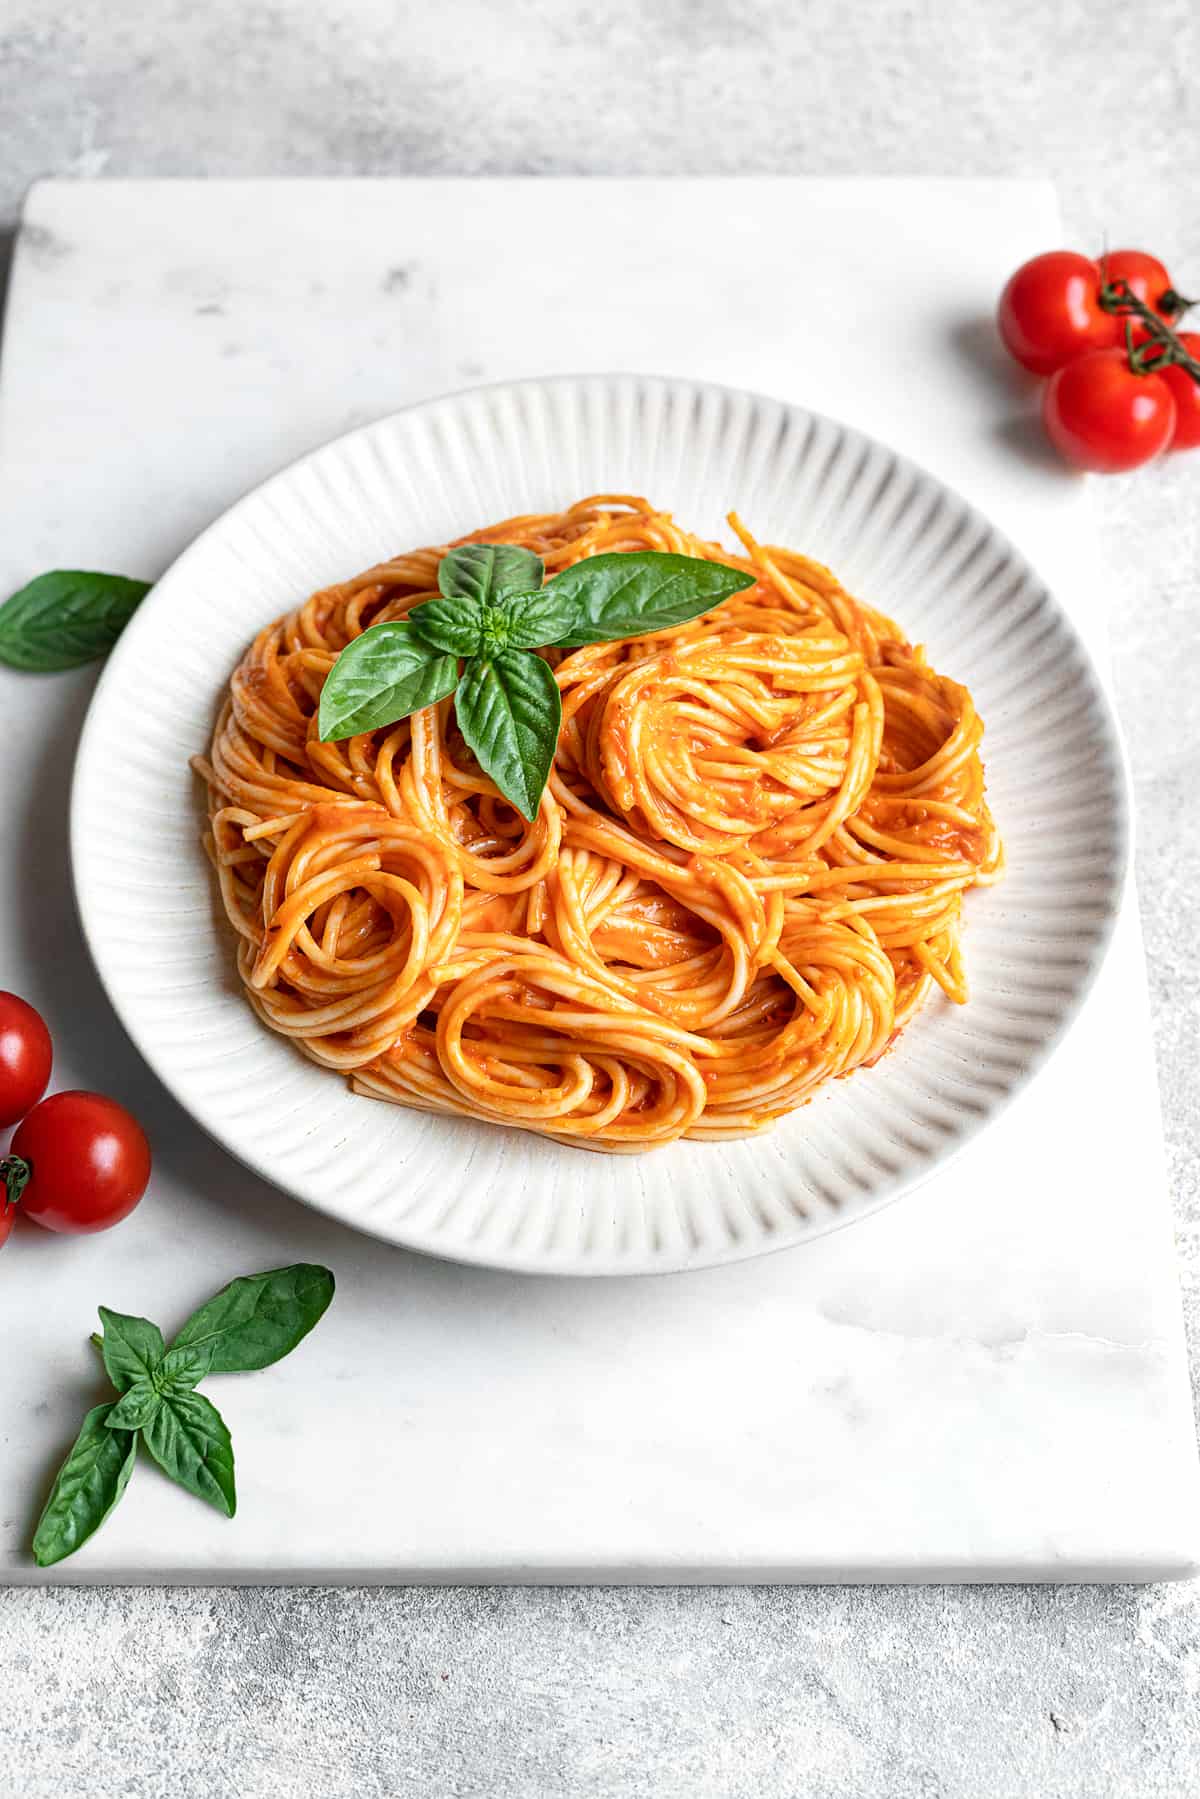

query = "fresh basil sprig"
318;545;755;818
0;570;151;671
31;1264;334;1568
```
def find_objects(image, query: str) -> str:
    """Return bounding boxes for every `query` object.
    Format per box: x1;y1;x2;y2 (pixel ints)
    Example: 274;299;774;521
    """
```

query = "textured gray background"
1;2;1198;1795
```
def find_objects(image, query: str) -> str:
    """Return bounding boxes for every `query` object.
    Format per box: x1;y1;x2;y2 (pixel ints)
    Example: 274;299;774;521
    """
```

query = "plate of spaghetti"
71;375;1128;1272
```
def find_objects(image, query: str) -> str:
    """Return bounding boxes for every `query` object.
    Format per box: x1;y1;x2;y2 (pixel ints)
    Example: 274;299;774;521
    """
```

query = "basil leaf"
414;588;580;657
98;1308;166;1393
32;1404;136;1568
143;1388;237;1518
408;595;484;657
547;552;756;648
105;1382;162;1432
0;570;150;671
158;1342;214;1389
438;543;544;607
318;621;458;742
491;588;580;651
171;1264;335;1374
454;651;561;822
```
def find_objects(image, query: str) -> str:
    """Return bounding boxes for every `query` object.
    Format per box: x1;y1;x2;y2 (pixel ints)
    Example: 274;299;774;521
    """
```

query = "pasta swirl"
196;496;1000;1151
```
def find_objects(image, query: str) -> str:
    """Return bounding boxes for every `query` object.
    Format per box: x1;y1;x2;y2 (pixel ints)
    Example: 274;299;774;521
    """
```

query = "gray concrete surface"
1;2;1198;1794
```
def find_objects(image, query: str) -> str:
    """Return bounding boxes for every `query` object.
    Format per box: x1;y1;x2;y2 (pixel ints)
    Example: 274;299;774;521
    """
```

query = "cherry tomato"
0;992;53;1128
998;252;1121;375
1154;333;1200;450
1101;249;1177;321
9;1091;151;1234
0;1198;13;1251
1042;349;1176;473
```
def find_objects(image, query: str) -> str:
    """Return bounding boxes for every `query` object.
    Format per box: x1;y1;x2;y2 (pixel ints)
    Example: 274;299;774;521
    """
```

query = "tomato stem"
1159;287;1196;322
0;1154;30;1210
1104;279;1200;385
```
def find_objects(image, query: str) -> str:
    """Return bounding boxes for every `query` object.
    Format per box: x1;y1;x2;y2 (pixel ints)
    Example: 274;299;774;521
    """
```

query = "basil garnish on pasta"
317;545;754;817
435;541;545;608
545;552;759;648
315;621;458;742
454;649;562;824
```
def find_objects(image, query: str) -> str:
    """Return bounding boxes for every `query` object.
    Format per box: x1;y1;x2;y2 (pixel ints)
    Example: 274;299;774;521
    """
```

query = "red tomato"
998;252;1121;375
0;1198;13;1250
0;992;53;1128
9;1091;151;1234
1155;333;1200;450
1043;349;1177;473
1101;249;1177;320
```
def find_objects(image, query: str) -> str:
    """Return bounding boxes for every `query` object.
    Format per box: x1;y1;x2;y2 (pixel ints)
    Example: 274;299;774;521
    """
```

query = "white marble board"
1;177;1197;1583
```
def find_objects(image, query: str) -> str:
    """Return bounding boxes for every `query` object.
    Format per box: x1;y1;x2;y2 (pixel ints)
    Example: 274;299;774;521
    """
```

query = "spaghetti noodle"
195;496;1000;1151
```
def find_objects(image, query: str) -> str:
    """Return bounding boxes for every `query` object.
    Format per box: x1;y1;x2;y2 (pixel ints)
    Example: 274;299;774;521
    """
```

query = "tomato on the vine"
0;992;52;1128
1102;249;1179;322
997;252;1122;375
4;1091;150;1235
1152;332;1200;450
1042;349;1177;473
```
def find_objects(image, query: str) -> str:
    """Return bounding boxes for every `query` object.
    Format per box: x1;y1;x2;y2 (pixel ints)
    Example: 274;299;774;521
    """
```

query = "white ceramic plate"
71;375;1129;1274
